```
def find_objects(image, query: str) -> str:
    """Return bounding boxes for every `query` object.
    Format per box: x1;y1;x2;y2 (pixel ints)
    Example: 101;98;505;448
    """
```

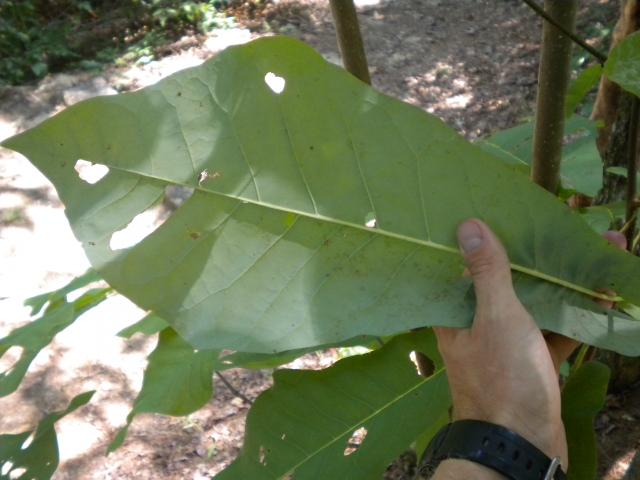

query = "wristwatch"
419;420;567;480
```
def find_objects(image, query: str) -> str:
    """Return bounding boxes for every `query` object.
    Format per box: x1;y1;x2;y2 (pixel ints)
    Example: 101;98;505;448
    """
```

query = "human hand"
432;219;626;479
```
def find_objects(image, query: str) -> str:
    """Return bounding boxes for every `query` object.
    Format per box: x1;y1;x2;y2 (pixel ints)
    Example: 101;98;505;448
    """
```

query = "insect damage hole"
10;467;26;477
264;72;286;94
74;159;109;184
109;210;162;251
21;432;35;450
344;427;368;456
364;212;377;228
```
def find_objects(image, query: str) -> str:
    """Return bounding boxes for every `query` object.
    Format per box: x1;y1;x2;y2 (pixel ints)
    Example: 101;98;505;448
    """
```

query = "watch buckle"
543;457;562;480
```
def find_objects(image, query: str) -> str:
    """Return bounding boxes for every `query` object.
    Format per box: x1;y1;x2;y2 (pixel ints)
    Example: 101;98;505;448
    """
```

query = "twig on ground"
216;371;253;405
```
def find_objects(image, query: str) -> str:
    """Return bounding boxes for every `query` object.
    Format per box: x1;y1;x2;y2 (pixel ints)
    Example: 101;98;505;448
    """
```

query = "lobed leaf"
3;37;640;355
116;313;168;338
215;330;449;479
23;269;102;316
0;288;111;397
0;391;94;480
109;327;218;452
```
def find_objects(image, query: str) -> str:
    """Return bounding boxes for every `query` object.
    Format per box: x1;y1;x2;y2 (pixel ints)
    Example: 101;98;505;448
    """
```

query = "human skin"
430;219;626;479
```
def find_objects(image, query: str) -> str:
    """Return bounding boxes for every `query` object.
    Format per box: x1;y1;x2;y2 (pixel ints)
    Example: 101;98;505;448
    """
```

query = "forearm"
432;459;505;480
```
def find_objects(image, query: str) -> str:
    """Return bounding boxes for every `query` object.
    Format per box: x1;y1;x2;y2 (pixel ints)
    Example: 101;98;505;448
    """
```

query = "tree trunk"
328;0;371;84
592;0;640;393
531;0;578;193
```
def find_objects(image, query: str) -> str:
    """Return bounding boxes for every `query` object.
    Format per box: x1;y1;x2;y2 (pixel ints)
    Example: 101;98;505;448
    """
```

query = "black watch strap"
419;420;566;480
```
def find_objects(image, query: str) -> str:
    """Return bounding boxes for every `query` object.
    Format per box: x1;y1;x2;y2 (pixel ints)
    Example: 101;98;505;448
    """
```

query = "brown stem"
531;0;579;194
329;0;371;85
625;97;640;250
521;0;607;64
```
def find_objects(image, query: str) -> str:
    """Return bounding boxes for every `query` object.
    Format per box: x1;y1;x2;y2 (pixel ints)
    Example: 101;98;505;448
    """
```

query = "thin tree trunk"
531;0;579;193
329;0;435;378
592;0;640;393
329;0;371;84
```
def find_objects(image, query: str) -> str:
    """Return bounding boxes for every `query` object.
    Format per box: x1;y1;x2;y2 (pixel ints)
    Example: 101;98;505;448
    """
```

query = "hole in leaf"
21;432;35;450
364;212;377;228
10;467;26;478
0;346;24;377
1;461;13;476
264;72;286;94
343;426;368;456
109;210;162;251
259;445;266;464
408;351;421;375
74;160;109;184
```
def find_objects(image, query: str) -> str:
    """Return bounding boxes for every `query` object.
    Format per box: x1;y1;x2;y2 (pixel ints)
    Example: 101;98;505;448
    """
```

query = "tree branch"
521;0;607;64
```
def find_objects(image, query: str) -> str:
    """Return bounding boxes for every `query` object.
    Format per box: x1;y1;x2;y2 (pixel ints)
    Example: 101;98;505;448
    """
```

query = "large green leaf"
108;327;219;452
561;361;610;480
0;391;94;480
215;330;449;479
604;30;640;97
3;37;640;354
0;288;111;397
481;114;602;196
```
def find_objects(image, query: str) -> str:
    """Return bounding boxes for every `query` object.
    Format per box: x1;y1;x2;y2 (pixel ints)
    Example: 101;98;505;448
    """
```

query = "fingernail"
458;221;484;253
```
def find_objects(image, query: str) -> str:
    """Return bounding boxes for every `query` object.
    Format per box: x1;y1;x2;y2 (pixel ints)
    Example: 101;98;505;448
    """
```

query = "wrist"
453;408;568;467
433;459;505;479
422;420;568;480
479;413;568;467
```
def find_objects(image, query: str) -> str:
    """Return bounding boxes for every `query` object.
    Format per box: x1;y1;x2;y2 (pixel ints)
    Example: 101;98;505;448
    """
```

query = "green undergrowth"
0;0;254;86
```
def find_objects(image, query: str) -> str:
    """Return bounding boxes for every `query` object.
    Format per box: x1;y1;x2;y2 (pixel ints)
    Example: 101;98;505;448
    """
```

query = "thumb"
458;219;517;313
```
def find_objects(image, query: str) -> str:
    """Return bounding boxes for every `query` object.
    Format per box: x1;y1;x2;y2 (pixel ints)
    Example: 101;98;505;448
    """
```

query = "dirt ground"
1;0;638;478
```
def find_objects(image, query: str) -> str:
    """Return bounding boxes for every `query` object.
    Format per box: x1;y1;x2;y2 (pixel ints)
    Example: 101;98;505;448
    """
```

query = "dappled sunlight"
0;0;631;478
603;448;637;479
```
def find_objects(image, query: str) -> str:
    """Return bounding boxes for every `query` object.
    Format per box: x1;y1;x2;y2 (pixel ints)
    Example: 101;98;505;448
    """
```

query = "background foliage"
0;0;241;85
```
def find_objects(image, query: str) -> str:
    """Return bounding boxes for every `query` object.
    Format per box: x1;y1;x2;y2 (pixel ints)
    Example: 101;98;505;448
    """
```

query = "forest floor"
0;0;638;478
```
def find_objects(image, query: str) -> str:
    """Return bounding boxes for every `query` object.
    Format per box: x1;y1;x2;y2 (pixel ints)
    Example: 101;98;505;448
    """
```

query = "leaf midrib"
94;162;617;302
273;368;446;479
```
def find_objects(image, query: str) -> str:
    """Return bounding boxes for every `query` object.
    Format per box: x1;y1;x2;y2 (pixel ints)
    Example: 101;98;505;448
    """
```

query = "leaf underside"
3;36;640;354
